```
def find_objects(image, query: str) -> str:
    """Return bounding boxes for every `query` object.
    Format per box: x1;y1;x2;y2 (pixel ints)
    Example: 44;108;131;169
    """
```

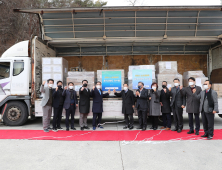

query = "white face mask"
96;85;101;89
152;86;156;90
69;86;74;89
48;84;53;88
174;83;179;87
123;87;128;91
189;82;194;86
203;85;208;90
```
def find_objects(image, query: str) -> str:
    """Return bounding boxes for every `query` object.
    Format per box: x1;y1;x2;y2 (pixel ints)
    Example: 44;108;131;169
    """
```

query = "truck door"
0;60;12;103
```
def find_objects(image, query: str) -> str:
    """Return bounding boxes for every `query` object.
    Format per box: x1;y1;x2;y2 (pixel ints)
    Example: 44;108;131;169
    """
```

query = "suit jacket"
62;89;78;110
194;89;219;113
79;87;91;114
52;88;65;108
160;88;171;113
136;88;148;110
40;85;55;107
91;88;109;113
149;90;161;116
182;86;202;113
114;90;135;114
170;86;186;108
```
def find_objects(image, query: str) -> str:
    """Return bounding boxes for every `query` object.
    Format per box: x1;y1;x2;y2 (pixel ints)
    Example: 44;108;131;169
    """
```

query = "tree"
0;0;107;56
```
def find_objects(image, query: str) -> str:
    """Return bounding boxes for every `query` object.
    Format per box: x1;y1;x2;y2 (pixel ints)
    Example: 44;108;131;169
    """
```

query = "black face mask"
58;85;62;89
138;86;141;89
162;85;166;88
83;83;87;87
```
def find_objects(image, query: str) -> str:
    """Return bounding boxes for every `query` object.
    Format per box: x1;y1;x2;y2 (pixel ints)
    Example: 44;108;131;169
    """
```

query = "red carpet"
0;129;222;141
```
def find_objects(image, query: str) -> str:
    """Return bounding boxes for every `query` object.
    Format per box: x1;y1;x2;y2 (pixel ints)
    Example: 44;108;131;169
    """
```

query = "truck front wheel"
3;101;28;126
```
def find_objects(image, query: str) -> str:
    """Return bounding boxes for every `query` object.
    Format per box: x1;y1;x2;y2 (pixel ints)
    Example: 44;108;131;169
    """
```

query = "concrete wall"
62;55;207;77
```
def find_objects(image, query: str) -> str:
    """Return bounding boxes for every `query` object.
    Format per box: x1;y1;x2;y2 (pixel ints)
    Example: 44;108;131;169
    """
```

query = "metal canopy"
14;6;222;56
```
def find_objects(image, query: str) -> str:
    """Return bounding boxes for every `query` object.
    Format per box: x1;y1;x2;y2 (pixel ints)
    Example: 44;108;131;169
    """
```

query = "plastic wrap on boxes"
128;65;155;80
155;61;177;74
42;57;68;88
183;71;206;79
66;71;95;96
156;73;183;89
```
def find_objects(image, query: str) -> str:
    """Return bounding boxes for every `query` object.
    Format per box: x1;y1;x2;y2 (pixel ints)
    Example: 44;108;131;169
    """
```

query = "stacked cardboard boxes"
183;71;208;89
67;71;95;96
155;61;183;89
42;57;68;88
212;84;222;98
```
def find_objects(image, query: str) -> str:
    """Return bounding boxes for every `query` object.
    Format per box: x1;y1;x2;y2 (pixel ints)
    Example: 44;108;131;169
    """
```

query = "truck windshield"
0;62;10;79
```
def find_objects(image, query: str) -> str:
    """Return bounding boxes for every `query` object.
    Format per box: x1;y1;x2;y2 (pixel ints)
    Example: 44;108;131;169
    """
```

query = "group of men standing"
40;77;219;140
40;79;110;132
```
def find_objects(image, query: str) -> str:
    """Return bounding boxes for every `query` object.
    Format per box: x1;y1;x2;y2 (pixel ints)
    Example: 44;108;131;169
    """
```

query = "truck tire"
218;114;222;118
3;101;28;126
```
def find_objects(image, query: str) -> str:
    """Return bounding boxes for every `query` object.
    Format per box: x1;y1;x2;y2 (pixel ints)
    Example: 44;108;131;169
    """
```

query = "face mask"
69;86;74;89
189;82;194;86
123;87;128;91
83;83;87;87
96;85;101;89
138;86;141;89
162;85;166;88
174;83;179;87
58;85;62;89
49;84;53;88
203;85;208;90
152;86;156;90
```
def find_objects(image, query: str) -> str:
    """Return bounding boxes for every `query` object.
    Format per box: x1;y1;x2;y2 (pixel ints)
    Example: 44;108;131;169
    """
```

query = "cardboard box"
156;73;183;89
183;71;206;80
155;61;177;74
42;57;68;88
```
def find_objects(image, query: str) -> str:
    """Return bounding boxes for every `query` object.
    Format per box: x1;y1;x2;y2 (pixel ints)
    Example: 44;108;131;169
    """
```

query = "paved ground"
0;114;222;170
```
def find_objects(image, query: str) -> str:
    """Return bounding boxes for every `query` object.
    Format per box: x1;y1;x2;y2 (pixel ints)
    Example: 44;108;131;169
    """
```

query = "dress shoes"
80;127;84;130
93;127;96;130
123;126;128;129
187;130;194;134
165;128;171;131
84;126;90;130
201;134;208;137
66;128;69;131
195;131;199;135
142;127;146;131
71;127;76;130
177;129;182;133
129;126;134;130
207;136;213;140
160;126;166;129
171;128;178;131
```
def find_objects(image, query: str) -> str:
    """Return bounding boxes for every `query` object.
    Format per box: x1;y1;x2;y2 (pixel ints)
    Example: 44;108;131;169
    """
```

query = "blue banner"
132;69;153;89
102;71;122;91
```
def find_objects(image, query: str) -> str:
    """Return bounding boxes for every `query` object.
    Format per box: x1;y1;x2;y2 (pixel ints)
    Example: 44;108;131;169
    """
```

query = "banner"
132;69;152;89
102;71;122;91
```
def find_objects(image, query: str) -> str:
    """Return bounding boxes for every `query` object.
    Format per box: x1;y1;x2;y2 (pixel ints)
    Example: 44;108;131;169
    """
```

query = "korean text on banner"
132;69;153;89
102;71;122;91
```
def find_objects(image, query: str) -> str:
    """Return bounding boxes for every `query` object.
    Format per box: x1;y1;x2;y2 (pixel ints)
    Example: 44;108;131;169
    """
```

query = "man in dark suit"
91;81;110;130
170;78;186;133
52;81;65;131
160;81;171;130
194;80;219;140
135;81;148;131
114;84;135;129
62;82;78;131
79;80;91;130
182;77;202;135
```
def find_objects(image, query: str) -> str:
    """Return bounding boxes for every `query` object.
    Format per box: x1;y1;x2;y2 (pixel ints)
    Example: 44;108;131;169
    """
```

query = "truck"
1;6;222;126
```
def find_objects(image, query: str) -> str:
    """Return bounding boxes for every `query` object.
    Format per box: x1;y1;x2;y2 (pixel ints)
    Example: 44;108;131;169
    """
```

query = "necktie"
99;89;101;95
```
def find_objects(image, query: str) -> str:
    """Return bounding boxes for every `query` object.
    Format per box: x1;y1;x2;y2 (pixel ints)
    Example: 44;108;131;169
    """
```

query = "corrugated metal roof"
14;6;222;55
